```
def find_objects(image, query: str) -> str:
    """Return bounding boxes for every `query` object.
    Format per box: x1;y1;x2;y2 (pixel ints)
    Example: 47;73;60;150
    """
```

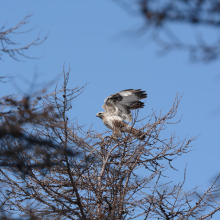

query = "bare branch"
0;14;47;61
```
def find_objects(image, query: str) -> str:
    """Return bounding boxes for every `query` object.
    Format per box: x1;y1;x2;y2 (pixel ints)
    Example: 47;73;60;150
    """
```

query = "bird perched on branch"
96;89;147;140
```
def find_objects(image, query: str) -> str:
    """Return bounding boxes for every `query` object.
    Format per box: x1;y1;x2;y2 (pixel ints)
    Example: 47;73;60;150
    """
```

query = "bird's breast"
103;116;122;130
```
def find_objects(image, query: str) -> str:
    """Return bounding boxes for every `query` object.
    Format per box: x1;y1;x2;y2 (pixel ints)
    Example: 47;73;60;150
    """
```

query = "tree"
113;0;220;62
0;14;75;175
1;12;220;220
1;69;220;219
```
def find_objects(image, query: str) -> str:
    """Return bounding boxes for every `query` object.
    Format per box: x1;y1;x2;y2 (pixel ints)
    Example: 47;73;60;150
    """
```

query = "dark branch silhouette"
113;0;220;62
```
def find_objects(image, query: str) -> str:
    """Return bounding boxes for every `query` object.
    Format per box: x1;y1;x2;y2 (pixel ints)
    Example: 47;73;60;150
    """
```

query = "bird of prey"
96;89;147;140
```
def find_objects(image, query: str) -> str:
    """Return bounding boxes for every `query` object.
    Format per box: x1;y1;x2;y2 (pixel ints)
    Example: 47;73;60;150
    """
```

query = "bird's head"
96;112;105;119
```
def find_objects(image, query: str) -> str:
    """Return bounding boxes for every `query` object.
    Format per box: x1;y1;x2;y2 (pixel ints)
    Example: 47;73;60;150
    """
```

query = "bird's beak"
96;114;99;117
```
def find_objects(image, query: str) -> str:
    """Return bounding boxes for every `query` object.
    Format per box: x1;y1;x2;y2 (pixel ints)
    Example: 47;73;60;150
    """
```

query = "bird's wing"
104;89;147;122
102;104;116;115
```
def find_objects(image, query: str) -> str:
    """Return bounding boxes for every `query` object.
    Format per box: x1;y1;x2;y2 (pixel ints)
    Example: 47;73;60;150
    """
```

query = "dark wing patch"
105;93;123;105
130;101;145;109
132;89;147;100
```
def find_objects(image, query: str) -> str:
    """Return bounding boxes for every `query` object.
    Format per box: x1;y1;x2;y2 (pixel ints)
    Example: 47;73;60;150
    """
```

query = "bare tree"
1;68;220;219
0;15;76;176
113;0;220;62
1;11;220;220
0;14;47;61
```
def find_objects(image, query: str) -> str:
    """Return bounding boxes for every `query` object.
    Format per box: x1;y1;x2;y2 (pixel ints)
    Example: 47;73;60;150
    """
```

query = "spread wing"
102;104;116;115
103;89;147;122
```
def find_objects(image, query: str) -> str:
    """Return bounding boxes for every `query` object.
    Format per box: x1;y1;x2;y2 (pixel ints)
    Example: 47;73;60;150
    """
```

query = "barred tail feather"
130;128;145;141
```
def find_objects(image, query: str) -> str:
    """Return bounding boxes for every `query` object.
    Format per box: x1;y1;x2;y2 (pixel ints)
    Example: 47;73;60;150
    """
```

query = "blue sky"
1;1;220;216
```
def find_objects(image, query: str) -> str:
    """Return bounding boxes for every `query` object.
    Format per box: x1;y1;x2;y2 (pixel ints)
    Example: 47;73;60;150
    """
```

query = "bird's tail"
130;128;145;141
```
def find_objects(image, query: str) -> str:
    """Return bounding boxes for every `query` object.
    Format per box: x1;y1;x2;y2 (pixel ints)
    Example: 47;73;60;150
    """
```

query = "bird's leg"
111;131;118;140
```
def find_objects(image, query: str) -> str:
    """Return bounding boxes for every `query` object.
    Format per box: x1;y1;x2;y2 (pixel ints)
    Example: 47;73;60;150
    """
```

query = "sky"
1;1;220;218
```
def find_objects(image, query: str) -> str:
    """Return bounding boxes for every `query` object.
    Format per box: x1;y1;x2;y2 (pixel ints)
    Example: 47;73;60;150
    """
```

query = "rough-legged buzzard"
96;89;147;140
